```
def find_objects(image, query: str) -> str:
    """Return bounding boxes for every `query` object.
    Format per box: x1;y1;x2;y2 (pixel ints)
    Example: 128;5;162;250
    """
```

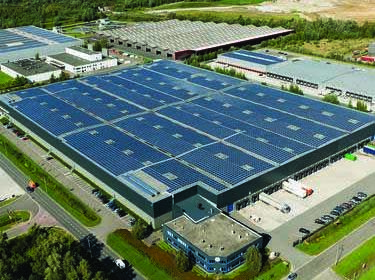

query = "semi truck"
282;181;307;198
285;179;313;197
259;192;291;213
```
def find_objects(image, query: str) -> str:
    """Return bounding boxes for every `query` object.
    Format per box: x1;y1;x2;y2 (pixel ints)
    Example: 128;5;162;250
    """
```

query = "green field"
334;235;375;279
107;232;173;280
297;196;375;255
0;133;101;227
0;210;30;231
0;71;13;85
155;0;265;9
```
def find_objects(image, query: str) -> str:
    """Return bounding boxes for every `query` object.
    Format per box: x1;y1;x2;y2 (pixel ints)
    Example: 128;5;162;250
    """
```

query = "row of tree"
0;225;134;280
323;94;368;112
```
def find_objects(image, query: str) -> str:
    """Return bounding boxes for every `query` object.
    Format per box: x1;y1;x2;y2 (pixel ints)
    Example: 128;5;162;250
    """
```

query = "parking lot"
238;153;375;232
0;165;25;201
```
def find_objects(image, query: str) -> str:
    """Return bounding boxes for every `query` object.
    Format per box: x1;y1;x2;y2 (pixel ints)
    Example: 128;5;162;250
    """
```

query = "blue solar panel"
221;50;285;65
11;95;100;136
225;84;374;133
145;60;242;90
16;26;77;43
143;159;227;192
4;60;374;197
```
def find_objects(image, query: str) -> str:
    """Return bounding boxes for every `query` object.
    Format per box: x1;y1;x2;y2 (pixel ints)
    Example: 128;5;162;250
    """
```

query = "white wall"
66;47;102;62
27;69;62;82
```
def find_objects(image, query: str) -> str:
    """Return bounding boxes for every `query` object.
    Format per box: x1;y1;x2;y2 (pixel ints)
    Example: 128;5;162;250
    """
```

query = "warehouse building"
0;59;62;83
216;50;375;110
0;25;81;63
46;46;117;74
0;60;374;228
97;20;292;60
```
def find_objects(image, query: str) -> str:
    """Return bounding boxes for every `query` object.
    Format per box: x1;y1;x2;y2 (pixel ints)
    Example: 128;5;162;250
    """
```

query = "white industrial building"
46;46;117;74
0;25;81;64
1;59;62;83
214;49;375;111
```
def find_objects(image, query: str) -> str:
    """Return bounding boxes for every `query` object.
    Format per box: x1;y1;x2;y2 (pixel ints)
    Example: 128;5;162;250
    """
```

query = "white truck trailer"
259;192;291;213
282;181;307;198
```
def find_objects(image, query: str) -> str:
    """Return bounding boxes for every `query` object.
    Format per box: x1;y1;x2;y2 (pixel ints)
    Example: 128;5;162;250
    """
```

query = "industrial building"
0;59;62;83
97;20;292;60
216;50;375;110
0;60;374;228
163;201;263;273
46;46;117;74
368;42;375;57
0;26;81;63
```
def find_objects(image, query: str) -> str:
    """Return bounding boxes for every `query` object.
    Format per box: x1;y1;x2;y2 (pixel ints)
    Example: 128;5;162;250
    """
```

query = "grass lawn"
107;232;173;280
255;261;290;280
0;71;13;85
0;134;101;227
0;196;19;208
297;196;375;255
302;39;372;57
0;210;30;231
334;235;375;279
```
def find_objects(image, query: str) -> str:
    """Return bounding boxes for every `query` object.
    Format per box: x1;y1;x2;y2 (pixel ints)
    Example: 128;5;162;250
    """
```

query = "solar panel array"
0;25;78;55
220;50;285;66
4;60;374;198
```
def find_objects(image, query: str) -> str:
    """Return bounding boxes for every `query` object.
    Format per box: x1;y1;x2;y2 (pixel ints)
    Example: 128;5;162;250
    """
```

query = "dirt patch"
256;0;375;22
151;0;375;22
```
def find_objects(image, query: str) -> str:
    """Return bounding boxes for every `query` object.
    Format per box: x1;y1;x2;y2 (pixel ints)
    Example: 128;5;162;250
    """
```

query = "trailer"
363;145;375;156
259;192;291;213
282;181;307;198
287;179;313;196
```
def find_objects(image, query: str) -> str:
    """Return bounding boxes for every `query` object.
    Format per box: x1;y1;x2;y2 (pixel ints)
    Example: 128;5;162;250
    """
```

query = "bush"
176;250;191;272
323;93;340;105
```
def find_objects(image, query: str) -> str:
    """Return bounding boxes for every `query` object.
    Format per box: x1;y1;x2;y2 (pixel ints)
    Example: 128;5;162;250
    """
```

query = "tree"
356;100;368;112
35;53;40;60
131;220;152;240
245;246;262;275
322;93;340;105
348;99;354;109
288;84;304;95
175;250;191;272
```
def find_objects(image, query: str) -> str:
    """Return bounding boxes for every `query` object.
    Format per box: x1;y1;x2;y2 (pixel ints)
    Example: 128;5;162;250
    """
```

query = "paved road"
0;152;145;280
0;194;38;216
296;217;375;279
268;172;375;269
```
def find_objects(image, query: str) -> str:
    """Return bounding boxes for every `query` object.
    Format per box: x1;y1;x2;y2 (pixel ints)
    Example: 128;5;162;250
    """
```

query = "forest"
0;225;134;280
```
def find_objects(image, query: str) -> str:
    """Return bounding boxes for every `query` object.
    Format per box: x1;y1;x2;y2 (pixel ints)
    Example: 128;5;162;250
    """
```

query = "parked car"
353;196;362;202
299;228;310;234
5;123;12;129
26;186;34;193
357;192;367;199
322;215;334;222
315;218;325;225
128;217;136;226
287;272;298;280
334;206;345;212
91;189;99;194
117;209;127;217
350;198;360;205
330;210;341;217
341;203;352;210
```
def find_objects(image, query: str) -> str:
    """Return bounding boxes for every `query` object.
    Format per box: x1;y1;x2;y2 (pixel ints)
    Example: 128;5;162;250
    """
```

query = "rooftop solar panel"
3;60;374;199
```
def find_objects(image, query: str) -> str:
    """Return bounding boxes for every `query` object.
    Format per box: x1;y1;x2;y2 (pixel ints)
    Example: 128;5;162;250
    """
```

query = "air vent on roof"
299;105;309;109
89;130;98;135
136;117;144;121
215;153;229;160
287;125;300;131
277;98;286;103
75;122;83;127
153;125;163;129
348;119;359;124
314;133;325;140
257;92;265;97
173;133;182;138
163;172;177;180
105;139;115;144
322;111;334;117
123;149;134;155
264;117;276;122
242;110;252;115
241;164;254;171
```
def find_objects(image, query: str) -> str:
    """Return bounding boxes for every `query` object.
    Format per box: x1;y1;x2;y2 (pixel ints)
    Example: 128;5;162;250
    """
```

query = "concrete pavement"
313;268;342;280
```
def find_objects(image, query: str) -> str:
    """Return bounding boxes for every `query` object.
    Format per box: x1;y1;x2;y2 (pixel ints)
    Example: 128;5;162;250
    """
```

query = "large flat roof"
97;20;291;52
1;60;374;202
0;26;79;55
165;213;261;257
48;53;92;66
220;50;286;66
1;59;59;76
